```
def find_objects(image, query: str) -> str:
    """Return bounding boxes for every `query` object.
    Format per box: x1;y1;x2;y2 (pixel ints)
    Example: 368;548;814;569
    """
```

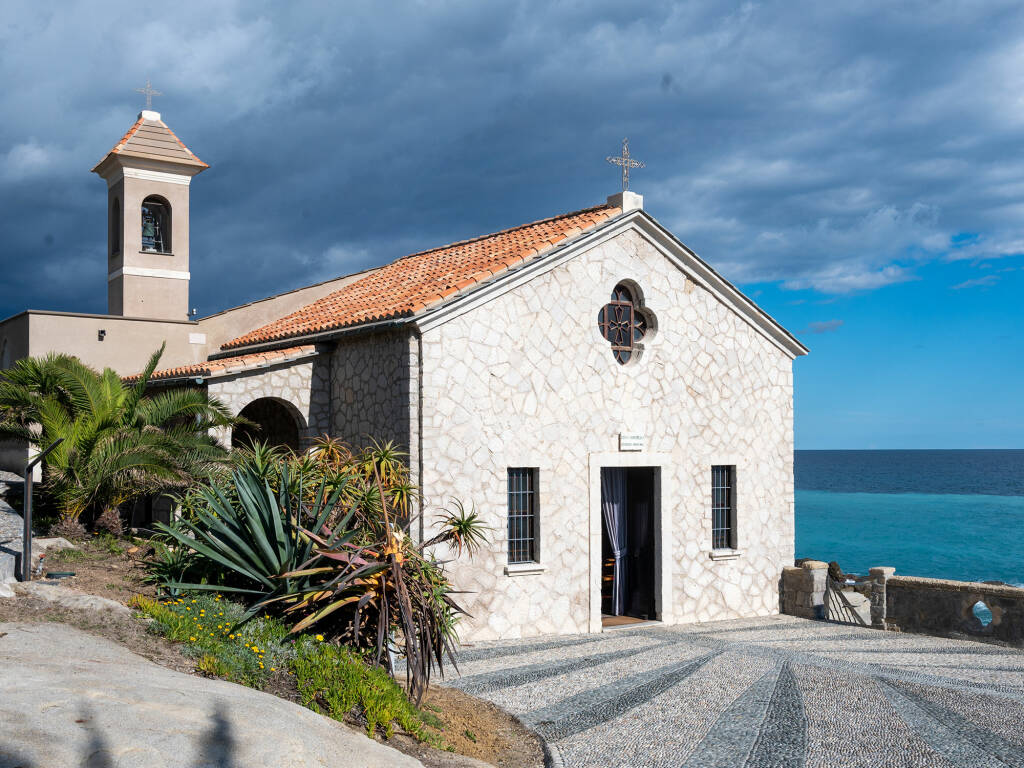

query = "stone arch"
232;397;306;452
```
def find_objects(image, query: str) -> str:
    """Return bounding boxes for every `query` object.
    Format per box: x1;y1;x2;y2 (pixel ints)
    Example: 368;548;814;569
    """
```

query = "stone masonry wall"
418;227;797;641
885;574;1024;646
329;331;415;454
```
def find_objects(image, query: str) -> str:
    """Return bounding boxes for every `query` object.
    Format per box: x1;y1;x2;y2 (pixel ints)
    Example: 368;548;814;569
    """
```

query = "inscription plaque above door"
619;433;645;452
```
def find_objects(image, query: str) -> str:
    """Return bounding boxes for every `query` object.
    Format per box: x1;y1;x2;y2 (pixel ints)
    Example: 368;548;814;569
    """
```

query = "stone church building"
0;111;807;641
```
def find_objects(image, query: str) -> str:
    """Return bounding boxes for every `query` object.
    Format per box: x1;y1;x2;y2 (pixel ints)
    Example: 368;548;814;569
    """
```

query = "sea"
795;449;1024;587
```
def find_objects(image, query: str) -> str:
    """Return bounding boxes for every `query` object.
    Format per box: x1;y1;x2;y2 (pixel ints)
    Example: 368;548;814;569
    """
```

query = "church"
0;109;808;641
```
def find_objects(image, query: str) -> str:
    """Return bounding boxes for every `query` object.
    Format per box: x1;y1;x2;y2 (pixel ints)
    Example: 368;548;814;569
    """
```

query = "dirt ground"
0;537;546;768
404;686;546;768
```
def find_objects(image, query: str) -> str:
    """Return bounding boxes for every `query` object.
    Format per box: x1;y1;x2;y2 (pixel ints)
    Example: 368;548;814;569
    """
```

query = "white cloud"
0;140;67;182
800;319;845;334
951;274;1000;290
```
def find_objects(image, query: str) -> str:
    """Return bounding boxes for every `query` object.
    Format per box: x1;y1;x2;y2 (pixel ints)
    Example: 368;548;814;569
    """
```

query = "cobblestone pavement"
444;615;1024;768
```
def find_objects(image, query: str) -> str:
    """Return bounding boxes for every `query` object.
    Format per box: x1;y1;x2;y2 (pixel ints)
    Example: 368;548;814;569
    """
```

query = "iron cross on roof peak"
606;138;644;191
135;79;162;111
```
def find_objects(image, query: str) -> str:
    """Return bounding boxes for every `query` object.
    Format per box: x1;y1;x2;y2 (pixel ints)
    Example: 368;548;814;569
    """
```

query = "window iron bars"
711;465;735;550
507;468;537;564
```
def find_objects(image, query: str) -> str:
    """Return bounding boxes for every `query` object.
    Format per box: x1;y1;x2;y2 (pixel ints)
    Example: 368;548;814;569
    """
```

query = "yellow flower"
189;636;196;642
229;634;235;640
315;634;324;642
270;667;276;672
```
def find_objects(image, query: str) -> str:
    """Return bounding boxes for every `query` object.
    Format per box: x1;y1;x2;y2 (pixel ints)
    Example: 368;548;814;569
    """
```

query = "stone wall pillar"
869;566;895;629
781;560;828;619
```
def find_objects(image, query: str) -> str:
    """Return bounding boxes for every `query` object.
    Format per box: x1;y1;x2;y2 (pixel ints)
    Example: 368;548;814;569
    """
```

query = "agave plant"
148;440;485;704
155;464;382;616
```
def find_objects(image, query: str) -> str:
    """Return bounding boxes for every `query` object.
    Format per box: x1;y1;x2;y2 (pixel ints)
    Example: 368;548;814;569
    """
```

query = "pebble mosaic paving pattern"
444;615;1024;768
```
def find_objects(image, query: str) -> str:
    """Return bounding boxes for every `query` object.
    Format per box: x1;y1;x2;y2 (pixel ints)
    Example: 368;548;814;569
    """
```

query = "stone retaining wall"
781;563;1024;647
884;574;1024;646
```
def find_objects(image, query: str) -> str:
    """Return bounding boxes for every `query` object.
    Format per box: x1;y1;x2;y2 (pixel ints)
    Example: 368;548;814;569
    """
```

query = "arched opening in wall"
232;398;302;452
141;195;171;253
972;600;993;628
0;338;8;370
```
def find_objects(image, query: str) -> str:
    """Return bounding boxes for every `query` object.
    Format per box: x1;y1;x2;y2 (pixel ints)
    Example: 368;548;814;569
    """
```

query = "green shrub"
131;593;298;688
132;592;446;745
145;440;488;705
291;642;444;745
154;464;374;614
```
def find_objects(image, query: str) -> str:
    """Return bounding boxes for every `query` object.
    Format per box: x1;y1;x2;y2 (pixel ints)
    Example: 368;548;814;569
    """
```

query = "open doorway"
601;467;658;626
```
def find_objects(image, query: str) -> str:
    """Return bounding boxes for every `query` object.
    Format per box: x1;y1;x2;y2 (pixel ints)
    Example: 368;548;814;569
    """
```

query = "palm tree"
0;344;237;533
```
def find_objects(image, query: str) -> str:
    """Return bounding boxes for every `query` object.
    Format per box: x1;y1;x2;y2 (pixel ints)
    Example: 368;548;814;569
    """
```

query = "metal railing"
18;439;63;582
825;576;870;626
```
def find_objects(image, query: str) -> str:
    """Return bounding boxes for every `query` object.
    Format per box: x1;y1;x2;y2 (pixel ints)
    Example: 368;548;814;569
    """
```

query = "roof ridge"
111;116;145;154
219;203;621;350
395;203;615;263
153;117;208;168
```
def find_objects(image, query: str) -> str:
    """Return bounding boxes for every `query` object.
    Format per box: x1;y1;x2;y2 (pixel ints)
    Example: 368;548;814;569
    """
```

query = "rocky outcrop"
0;622;425;768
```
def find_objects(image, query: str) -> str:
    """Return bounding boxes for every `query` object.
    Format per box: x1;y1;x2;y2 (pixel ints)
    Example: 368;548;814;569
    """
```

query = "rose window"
597;282;653;364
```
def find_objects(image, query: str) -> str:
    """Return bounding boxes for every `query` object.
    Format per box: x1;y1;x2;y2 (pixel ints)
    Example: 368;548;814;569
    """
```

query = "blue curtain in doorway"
601;468;628;616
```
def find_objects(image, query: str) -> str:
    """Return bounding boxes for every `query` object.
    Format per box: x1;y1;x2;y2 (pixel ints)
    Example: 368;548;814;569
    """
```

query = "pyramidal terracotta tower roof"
91;110;207;172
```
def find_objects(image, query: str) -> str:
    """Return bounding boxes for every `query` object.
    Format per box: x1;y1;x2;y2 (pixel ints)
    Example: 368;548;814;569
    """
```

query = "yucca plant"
277;473;485;704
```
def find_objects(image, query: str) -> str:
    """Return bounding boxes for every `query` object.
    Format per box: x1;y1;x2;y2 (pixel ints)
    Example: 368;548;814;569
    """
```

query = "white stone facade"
417;227;796;641
202;222;799;644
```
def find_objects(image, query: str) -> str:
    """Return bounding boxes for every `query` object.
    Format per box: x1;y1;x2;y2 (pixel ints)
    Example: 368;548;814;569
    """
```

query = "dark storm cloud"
3;0;1024;319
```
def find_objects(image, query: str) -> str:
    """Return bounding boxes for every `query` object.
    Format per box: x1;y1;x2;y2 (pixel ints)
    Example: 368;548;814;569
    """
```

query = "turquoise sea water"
795;490;1024;585
795;450;1024;585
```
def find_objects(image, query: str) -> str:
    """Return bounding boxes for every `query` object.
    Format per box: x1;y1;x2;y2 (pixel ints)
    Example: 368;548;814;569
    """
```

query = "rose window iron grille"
598;283;648;364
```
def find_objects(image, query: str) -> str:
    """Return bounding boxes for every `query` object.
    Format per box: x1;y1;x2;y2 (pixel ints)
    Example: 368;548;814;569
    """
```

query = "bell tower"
92;109;207;319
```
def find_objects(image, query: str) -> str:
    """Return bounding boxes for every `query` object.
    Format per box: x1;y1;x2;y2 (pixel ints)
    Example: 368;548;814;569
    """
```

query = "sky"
1;0;1022;449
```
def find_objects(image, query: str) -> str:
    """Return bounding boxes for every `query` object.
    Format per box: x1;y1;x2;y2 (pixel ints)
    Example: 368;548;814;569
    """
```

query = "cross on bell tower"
606;138;644;191
135;79;162;110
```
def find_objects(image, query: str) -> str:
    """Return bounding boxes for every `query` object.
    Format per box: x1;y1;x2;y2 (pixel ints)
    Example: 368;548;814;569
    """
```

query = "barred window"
711;466;736;549
507;468;538;564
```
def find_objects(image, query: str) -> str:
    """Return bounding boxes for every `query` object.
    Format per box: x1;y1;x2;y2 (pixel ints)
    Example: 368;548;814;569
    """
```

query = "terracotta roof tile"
125;345;316;383
92;113;207;172
221;204;620;350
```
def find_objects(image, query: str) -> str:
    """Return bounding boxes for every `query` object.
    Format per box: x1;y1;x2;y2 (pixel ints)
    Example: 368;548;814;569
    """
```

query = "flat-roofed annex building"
0;111;807;641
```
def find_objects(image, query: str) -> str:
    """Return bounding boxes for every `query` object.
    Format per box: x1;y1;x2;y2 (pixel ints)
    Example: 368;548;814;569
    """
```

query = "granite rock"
0;622;425;768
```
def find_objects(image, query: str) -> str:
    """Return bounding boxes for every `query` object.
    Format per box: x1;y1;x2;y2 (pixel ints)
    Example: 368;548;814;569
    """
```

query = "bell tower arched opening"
141;195;171;253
